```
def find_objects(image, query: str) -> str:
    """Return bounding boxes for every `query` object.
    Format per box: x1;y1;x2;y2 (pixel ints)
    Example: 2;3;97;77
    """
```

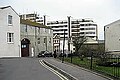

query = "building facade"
104;19;120;55
20;13;98;53
47;18;98;52
0;6;53;58
20;13;45;25
20;19;53;57
0;6;21;57
53;34;60;53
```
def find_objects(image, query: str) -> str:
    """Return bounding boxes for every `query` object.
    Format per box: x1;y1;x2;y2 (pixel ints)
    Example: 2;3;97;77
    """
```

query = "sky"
1;0;120;40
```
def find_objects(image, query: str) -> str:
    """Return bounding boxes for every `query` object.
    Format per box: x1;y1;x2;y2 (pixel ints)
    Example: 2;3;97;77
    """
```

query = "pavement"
43;58;113;80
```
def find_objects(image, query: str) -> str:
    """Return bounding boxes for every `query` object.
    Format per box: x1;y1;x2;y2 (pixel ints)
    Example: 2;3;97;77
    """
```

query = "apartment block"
47;18;98;52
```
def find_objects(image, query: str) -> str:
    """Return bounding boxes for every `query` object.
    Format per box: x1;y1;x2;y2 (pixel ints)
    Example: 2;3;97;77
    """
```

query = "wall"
105;20;120;55
0;7;20;57
20;24;53;57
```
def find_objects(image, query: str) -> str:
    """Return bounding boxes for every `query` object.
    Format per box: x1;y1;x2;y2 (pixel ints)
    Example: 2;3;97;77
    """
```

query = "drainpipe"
46;36;47;51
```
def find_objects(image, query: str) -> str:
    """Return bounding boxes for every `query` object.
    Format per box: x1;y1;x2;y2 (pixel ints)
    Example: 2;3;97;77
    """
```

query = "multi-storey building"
20;13;45;25
20;13;98;53
47;18;98;52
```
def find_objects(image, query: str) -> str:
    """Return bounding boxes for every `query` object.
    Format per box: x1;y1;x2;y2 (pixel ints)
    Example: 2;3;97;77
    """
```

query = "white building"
105;19;120;55
53;34;60;52
0;6;21;57
47;18;98;52
20;13;45;25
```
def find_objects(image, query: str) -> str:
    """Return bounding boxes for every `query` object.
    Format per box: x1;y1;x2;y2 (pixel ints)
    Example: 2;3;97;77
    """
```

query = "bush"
97;62;120;67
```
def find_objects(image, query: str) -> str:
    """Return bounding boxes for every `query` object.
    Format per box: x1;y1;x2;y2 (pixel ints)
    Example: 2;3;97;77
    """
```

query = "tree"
95;45;109;65
73;35;87;60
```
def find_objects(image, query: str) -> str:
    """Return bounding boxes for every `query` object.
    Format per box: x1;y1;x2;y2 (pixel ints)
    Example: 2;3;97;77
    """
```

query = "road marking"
39;60;69;80
44;60;79;80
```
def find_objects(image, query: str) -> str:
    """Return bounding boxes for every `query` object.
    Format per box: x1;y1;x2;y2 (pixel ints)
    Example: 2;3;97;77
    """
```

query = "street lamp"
68;36;73;63
62;30;65;63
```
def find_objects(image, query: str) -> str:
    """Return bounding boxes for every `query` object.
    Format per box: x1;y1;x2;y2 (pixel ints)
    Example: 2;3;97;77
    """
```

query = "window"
25;25;27;32
45;29;47;32
49;38;51;43
22;45;27;48
85;32;95;34
49;29;51;34
44;38;46;43
43;28;45;32
38;28;40;34
7;33;14;43
8;15;12;25
80;24;84;26
38;38;40;44
80;28;84;30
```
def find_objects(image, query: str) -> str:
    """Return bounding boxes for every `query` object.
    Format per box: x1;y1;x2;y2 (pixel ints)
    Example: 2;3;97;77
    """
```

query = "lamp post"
71;50;73;63
62;30;65;63
68;16;71;52
68;36;73;63
90;51;93;69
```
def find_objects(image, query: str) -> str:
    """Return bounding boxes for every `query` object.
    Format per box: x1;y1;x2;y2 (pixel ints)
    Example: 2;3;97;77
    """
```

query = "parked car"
44;51;53;57
37;51;53;57
37;51;45;57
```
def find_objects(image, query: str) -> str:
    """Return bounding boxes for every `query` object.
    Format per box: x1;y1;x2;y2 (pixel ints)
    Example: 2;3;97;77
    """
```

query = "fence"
58;53;120;80
92;54;120;80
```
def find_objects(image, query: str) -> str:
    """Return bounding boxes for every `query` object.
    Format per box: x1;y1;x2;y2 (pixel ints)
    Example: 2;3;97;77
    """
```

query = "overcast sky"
1;0;120;40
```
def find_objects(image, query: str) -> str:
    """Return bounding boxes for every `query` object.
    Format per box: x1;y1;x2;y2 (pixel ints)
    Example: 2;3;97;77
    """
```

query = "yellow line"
39;60;66;80
39;60;68;80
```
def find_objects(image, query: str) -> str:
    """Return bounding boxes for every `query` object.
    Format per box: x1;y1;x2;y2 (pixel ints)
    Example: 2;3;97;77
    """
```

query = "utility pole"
68;16;71;52
62;30;65;63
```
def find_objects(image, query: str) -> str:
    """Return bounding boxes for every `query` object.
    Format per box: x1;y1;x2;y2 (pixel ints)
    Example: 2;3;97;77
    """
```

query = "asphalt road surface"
0;58;63;80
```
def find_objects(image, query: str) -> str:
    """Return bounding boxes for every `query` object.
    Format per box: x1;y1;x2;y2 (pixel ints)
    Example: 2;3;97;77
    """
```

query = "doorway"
21;38;30;57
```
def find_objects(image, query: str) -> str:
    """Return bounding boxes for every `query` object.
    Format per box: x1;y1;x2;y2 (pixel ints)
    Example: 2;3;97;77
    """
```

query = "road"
0;58;66;80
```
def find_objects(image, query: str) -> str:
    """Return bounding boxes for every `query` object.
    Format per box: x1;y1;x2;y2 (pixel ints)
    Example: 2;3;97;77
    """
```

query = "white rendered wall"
105;21;120;53
0;7;20;57
60;39;68;52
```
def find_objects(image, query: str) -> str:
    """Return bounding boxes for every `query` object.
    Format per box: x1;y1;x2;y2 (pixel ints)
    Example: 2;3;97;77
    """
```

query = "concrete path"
44;58;112;80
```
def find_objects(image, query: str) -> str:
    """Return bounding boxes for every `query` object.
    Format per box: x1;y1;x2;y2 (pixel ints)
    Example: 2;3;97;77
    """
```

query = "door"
21;39;30;57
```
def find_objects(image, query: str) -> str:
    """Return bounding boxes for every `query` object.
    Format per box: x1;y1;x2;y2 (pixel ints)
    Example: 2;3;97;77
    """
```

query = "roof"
53;34;60;39
104;19;120;27
20;19;52;29
0;6;19;16
0;6;10;9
